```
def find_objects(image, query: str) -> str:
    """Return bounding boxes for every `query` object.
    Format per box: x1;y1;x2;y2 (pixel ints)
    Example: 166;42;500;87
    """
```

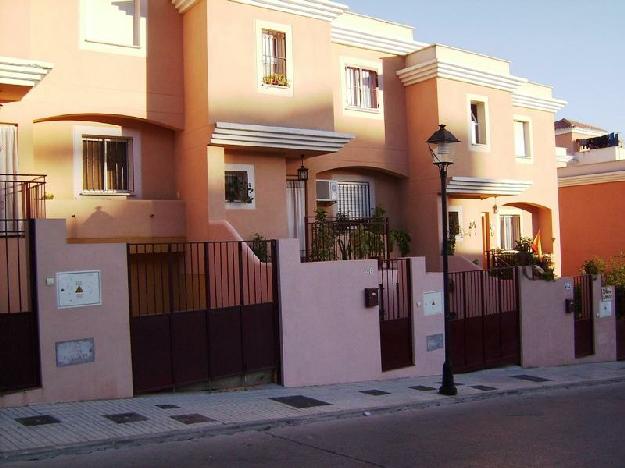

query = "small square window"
261;29;289;87
224;164;255;209
345;67;379;110
82;137;132;192
448;210;461;239
470;101;488;145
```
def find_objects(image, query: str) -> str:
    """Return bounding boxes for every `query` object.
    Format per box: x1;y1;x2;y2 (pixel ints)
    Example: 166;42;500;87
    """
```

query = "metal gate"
379;258;413;371
449;268;520;373
615;287;625;361
573;275;594;358
127;240;280;394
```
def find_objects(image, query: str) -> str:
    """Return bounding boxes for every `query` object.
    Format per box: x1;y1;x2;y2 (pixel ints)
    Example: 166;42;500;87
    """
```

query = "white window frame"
330;173;376;218
79;0;147;57
513;114;534;163
340;57;384;120
497;208;523;250
255;20;293;97
447;206;464;242
466;94;491;152
225;163;256;210
73;125;141;198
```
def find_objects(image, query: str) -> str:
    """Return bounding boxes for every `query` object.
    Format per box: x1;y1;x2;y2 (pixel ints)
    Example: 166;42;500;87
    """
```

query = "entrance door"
615;288;625;361
573;275;594;358
286;179;306;256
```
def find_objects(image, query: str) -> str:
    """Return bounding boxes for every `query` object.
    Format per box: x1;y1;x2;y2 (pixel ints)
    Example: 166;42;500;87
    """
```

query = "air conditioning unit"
316;179;338;202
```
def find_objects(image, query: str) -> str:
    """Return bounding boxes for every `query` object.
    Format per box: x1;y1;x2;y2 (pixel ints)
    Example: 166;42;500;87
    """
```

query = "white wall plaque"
56;338;95;367
599;301;612;318
423;291;443;316
601;287;613;302
56;270;102;309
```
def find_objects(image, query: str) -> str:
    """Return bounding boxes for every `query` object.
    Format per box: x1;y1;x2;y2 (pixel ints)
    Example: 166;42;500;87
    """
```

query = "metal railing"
304;216;390;262
486;249;551;271
0;174;47;236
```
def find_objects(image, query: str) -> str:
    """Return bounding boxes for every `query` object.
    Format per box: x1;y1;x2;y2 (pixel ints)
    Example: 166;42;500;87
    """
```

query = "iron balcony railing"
304;216;390;262
0;174;47;236
486;249;552;270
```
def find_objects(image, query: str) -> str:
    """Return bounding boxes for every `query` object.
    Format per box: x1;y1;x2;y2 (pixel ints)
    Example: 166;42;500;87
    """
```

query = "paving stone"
511;374;551;383
270;395;332;409
103;412;148;424
360;390;390;396
471;385;497;391
15;415;60;427
410;385;436;392
170;414;215;425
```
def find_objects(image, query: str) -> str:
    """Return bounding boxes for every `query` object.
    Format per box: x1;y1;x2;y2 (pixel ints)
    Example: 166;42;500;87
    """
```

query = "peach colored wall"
278;239;444;387
0;219;133;408
559;182;625;276
520;271;616;368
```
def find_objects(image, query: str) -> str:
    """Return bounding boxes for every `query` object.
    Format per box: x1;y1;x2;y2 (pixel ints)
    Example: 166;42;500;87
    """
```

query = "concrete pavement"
1;361;624;463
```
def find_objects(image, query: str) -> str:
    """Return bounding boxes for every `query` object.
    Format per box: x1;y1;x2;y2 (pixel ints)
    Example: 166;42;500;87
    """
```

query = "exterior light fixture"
297;156;309;182
427;124;460;397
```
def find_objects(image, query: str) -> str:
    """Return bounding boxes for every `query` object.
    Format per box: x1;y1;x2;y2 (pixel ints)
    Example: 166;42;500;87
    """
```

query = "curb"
2;376;625;463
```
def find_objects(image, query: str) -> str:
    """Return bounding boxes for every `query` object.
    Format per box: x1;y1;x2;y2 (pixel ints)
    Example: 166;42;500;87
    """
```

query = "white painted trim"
72;125;142;198
210;122;354;153
225;163;256;210
512;92;567;113
513;114;534;162
559;170;625;187
339;57;384;120
171;0;200;13
255;20;294;97
467;94;491;153
229;0;348;22
396;59;527;92
79;0;147;57
0;56;53;88
554;127;605;137
331;25;426;55
447;176;532;196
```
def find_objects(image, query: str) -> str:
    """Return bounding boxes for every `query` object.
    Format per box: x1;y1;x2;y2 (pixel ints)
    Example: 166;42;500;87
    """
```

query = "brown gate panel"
207;306;244;379
573;275;594;358
449;268;520;374
129;315;173;394
242;303;279;373
614;288;625;361
0;313;39;392
171;310;209;386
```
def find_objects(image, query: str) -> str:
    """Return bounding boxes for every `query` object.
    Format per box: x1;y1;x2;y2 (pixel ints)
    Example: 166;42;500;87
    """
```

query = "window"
345;67;378;110
261;29;288;87
83;0;145;49
82;137;132;192
500;214;521;250
448;208;462;240
224;164;255;209
470;100;488;145
514;119;531;158
337;181;371;219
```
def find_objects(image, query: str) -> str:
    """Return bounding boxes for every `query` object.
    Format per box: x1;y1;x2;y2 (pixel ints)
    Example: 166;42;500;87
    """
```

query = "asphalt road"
6;382;625;468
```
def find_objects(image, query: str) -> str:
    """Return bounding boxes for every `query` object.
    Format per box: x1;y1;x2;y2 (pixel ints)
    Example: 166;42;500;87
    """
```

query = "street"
5;381;625;468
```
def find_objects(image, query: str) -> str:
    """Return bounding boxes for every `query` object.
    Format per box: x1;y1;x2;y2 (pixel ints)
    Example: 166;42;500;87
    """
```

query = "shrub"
581;256;606;276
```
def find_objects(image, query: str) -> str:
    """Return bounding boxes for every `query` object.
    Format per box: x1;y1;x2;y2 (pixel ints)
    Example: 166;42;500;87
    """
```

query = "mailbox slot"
565;298;575;314
365;288;379;308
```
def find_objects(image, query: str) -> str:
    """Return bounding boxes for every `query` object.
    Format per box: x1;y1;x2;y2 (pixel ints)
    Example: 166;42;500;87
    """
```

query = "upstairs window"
470;100;487;145
261;29;288;87
514;119;531;158
224;164;255;209
345;67;379;110
500;214;521;250
83;137;132;192
83;0;145;49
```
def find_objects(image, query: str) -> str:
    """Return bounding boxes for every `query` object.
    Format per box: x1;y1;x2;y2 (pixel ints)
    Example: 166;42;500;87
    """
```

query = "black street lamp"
427;124;460;396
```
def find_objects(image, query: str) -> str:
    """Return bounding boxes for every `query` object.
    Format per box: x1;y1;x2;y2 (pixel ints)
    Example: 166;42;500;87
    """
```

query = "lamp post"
427;124;460;396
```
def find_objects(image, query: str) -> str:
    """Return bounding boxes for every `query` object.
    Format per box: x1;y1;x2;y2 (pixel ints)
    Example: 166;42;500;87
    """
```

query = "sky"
350;0;624;132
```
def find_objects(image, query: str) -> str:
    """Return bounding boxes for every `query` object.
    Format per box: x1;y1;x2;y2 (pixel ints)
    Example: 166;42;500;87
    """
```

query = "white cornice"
512;93;567;113
396;59;527;92
210;122;354;152
171;0;200;13
447;176;532;196
555;127;605;137
331;25;427;55
0;56;53;88
559;170;625;187
228;0;348;21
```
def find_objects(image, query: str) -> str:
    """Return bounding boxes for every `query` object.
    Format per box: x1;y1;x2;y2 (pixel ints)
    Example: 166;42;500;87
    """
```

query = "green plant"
250;233;269;263
310;208;336;261
514;236;533;253
43;192;55;200
390;229;411;257
581;256;606;276
263;73;289;87
605;253;625;288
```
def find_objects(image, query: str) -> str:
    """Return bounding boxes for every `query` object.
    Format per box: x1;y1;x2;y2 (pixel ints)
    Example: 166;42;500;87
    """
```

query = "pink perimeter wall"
0;220;132;408
277;239;445;387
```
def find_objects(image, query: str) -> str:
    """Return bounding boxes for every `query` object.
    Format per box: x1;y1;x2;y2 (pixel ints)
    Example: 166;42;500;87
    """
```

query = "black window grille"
337;181;371;219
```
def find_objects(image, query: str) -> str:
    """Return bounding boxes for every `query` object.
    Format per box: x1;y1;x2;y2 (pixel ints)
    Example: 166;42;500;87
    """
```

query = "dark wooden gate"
573;275;594;358
615;287;625;361
379;258;413;371
127;240;280;394
449;268;520;373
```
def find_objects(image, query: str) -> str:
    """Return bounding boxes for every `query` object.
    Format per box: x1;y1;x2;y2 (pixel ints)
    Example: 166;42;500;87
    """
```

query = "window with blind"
500;214;521;250
514;120;530;158
82;137;131;192
261;29;288;87
345;67;378;110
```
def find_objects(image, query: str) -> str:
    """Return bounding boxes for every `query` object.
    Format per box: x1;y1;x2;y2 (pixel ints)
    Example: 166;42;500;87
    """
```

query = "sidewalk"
1;361;624;462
